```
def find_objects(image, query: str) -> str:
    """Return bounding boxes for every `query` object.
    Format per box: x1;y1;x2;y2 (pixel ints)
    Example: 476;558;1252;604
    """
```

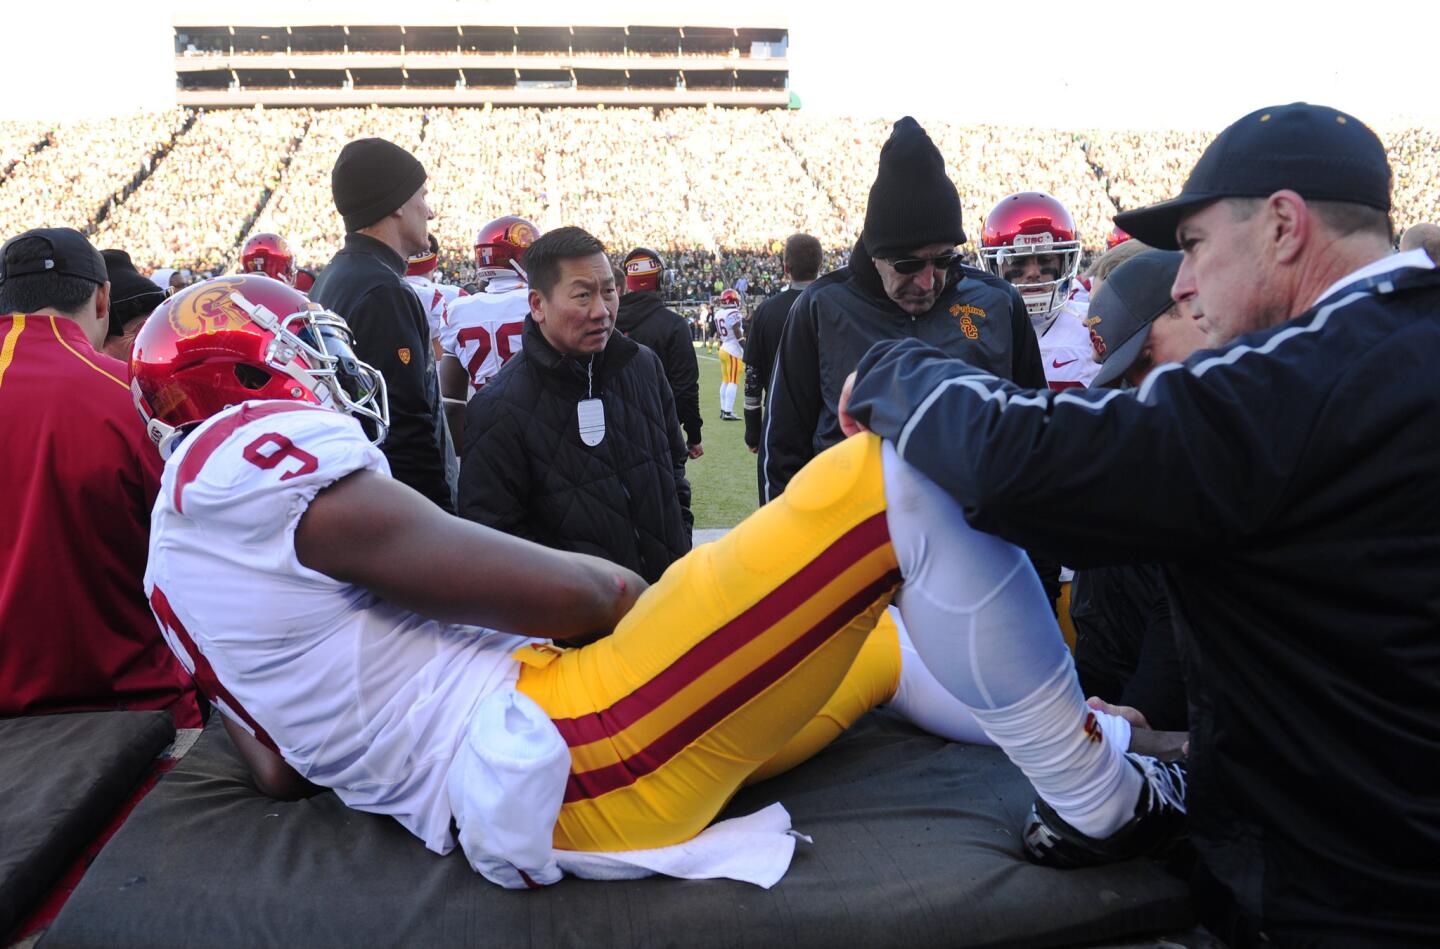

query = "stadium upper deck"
173;6;790;109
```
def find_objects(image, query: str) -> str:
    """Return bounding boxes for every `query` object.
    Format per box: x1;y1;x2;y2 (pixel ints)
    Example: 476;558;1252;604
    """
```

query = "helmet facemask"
981;240;1082;333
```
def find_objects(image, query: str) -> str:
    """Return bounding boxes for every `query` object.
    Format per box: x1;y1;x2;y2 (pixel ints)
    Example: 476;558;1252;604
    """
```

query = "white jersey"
440;275;529;392
1038;298;1101;391
405;275;465;342
716;306;745;358
144;402;534;856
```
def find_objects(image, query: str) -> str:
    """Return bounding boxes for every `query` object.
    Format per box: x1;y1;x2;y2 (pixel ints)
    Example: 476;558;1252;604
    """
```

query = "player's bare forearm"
296;470;645;640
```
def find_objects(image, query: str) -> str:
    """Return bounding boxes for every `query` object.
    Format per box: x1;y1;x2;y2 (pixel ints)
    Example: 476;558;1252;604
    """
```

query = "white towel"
449;689;808;890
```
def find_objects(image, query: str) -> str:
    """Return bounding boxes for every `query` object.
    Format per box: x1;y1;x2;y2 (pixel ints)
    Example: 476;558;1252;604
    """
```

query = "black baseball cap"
0;227;108;286
1114;103;1392;250
1089;250;1184;388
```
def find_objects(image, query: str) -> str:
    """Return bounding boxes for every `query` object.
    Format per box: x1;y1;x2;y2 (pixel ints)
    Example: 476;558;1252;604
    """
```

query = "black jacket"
459;317;692;584
846;259;1440;943
616;291;702;447
743;284;804;454
311;232;456;512
760;237;1044;502
1070;563;1187;731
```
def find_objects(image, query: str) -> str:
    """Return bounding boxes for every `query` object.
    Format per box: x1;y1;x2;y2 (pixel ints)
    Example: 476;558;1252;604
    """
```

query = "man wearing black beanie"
760;118;1057;605
311;137;458;512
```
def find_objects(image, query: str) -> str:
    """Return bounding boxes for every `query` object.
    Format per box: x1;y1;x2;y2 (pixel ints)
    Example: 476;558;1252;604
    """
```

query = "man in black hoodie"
460;228;692;584
615;247;703;459
311;137;457;512
760;118;1045;505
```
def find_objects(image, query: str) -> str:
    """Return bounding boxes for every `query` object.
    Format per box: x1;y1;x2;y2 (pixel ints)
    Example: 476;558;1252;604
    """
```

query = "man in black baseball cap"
0;227;111;348
1086;250;1207;389
841;102;1440;943
101;248;167;360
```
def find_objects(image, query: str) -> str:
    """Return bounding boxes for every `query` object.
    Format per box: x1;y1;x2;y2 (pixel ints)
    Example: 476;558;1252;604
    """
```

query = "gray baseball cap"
1088;250;1184;388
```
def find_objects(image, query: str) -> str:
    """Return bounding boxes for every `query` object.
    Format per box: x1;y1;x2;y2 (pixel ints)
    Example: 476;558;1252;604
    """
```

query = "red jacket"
0;312;200;726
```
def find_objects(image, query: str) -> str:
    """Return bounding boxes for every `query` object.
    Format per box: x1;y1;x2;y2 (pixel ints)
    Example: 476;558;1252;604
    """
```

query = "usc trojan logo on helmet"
167;277;251;339
504;220;538;248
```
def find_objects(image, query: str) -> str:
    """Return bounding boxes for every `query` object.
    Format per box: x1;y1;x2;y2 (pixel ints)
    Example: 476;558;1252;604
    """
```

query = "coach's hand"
688;441;705;459
837;371;870;437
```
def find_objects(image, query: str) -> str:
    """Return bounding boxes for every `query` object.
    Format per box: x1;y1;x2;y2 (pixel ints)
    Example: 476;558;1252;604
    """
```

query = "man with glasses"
760;117;1045;504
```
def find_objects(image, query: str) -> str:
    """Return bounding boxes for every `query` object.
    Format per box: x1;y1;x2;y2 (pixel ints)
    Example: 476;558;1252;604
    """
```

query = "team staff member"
842;103;1438;945
459;228;693;583
743;233;821;497
100;247;167;361
761;117;1045;503
616;246;703;459
0;228;200;726
312;137;456;512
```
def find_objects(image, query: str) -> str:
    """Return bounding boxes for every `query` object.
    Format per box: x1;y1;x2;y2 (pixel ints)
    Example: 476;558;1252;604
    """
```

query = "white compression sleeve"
882;442;1141;837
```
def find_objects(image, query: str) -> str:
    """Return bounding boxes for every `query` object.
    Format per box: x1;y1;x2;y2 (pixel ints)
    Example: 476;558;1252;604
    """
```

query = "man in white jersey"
438;216;537;447
980;192;1099;391
714;287;745;420
404;235;465;360
131;273;1184;891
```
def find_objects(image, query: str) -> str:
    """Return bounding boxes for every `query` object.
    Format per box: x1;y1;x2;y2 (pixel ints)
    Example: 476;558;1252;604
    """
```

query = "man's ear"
1266;190;1310;266
94;280;111;323
528;287;545;323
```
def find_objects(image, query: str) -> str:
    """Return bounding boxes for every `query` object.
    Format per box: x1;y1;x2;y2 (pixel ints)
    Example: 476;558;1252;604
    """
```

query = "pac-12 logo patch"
167;277;250;338
397;347;412;365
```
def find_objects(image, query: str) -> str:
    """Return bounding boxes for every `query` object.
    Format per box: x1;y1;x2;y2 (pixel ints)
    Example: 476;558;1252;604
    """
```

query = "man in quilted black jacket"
458;227;692;583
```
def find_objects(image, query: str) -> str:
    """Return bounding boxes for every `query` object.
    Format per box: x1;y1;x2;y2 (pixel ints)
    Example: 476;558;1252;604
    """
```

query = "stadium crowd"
4;106;1438;296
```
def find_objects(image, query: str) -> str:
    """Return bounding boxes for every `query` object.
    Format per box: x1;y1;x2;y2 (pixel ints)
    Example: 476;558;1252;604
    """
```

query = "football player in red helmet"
474;215;538;282
239;233;297;287
979;193;1082;329
714;288;746;420
1106;226;1133;251
130;274;387;458
980;193;1098;391
404;234;466;361
406;234;441;279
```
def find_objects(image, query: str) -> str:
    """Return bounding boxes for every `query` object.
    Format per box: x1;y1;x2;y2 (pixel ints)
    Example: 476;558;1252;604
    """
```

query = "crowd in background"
3;105;1438;299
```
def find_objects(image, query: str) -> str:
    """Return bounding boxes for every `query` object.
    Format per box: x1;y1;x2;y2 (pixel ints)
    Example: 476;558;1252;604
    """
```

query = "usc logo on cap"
626;257;661;277
168;277;249;339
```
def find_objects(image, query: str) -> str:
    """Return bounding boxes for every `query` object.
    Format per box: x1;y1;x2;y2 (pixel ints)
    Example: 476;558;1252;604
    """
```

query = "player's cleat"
720;411;740;421
1023;753;1187;869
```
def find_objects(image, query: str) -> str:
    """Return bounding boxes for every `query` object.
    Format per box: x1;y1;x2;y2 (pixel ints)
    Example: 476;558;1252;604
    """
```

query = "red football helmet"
717;288;741;308
474;216;538;281
407;234;440;278
622;246;671;294
239;233;297;286
1106;225;1133;251
294;268;316;294
979;192;1082;330
130;274;388;459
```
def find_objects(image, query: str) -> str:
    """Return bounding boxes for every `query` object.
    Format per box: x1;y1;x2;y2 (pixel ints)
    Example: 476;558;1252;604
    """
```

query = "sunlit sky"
4;0;1437;129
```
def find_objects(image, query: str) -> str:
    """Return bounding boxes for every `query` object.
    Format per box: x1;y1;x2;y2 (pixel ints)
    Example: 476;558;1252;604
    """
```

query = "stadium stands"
2;107;1436;296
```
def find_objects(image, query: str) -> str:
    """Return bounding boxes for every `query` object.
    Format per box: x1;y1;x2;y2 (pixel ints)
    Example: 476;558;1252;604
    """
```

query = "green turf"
687;344;763;528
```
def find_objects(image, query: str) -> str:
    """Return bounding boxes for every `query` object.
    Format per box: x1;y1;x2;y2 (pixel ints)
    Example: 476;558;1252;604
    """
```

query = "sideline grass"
687;344;764;528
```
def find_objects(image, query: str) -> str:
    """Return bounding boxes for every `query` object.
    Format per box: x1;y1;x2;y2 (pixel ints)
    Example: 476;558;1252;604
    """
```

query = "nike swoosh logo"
1052;357;1079;368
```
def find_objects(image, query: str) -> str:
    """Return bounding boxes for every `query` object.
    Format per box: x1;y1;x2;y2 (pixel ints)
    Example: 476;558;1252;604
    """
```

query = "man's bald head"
1399;222;1440;263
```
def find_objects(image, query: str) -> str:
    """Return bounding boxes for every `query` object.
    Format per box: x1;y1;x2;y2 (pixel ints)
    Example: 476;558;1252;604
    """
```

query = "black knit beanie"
862;117;965;258
331;137;427;233
101;248;166;337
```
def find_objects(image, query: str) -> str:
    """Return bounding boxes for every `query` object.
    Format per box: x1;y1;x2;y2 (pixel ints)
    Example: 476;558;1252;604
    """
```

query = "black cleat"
1023;753;1188;869
720;411;740;421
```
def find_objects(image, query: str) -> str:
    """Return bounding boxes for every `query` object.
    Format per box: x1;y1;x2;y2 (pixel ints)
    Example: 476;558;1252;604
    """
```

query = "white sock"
965;654;1141;838
881;442;1142;839
885;609;993;746
721;382;737;414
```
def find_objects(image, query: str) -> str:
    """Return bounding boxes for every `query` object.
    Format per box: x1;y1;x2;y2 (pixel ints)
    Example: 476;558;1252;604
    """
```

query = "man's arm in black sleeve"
847;337;1313;566
664;315;702;449
742;318;766;450
348;285;453;511
457;393;536;541
656;361;694;539
758;292;822;501
1119;565;1189;731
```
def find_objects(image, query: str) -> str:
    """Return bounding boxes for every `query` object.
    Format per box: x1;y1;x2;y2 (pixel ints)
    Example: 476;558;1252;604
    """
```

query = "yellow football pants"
719;348;744;385
516;433;903;852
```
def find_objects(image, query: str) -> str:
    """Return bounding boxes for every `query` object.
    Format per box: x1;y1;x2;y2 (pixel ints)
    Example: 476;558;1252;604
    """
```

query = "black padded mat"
43;710;1192;948
1;711;175;938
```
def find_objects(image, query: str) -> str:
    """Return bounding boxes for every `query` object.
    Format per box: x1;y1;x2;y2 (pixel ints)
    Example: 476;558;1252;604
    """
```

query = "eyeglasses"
886;251;959;275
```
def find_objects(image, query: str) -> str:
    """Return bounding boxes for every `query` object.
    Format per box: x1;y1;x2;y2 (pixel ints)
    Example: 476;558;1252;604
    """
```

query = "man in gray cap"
1086;250;1208;390
311;137;456;513
840;102;1439;944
